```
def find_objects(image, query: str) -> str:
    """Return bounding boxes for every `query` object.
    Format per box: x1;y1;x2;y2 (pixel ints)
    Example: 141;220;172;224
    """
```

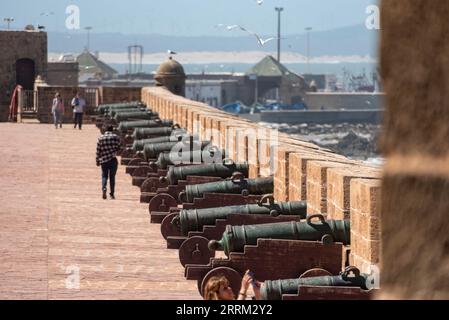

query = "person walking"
51;92;64;129
96;125;121;199
71;92;86;130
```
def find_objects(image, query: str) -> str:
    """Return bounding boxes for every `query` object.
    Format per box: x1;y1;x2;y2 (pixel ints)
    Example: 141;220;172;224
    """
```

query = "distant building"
185;80;238;107
77;50;118;82
245;55;307;105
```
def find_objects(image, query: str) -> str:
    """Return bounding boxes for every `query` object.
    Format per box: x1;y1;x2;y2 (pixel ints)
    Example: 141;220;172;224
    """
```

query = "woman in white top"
51;92;64;129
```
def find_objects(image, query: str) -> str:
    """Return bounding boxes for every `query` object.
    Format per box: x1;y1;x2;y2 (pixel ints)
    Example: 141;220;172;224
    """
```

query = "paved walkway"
0;123;200;300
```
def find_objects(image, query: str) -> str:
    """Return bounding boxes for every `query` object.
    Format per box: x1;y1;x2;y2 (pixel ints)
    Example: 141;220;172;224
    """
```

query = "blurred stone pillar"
379;0;449;299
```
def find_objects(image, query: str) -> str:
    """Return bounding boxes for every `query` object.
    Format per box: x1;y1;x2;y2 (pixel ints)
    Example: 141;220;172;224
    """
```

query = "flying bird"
236;25;279;46
167;50;177;55
255;0;264;5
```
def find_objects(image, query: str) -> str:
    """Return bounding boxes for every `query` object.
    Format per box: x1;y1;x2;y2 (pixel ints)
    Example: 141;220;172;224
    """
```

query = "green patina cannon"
151;147;225;170
261;267;369;300
117;120;174;133
181;175;273;203
137;140;211;161
172;195;307;236
129;127;185;140
108;107;149;118
208;214;350;256
113;111;159;123
97;102;145;114
130;134;190;152
163;160;248;186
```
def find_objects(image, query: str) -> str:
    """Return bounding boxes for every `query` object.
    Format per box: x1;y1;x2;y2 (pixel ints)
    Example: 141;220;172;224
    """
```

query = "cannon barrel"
261;267;368;300
165;160;248;186
138;140;211;161
208;214;350;255
113;111;159;123
98;103;144;113
174;197;307;236
117;120;173;133
131;134;189;152
97;102;144;114
108;107;148;118
152;147;225;170
183;176;273;203
130;127;185;140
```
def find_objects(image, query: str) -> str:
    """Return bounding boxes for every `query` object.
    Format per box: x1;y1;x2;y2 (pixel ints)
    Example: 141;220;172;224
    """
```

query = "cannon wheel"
149;193;177;213
141;177;160;193
179;236;214;267
127;158;143;167
299;268;333;279
160;212;182;240
200;267;242;297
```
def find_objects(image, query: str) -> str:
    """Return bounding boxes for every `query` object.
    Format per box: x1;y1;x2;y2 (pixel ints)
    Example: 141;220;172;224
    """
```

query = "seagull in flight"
235;25;279;46
255;0;264;5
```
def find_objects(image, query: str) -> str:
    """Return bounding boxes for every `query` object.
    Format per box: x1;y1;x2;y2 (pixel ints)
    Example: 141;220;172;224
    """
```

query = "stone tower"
154;57;186;97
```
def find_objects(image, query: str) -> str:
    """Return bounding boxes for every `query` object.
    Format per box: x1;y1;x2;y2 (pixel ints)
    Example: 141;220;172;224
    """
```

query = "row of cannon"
93;102;377;300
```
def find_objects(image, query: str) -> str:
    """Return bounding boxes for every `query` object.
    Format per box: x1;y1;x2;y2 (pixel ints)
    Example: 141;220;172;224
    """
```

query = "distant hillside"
48;24;378;57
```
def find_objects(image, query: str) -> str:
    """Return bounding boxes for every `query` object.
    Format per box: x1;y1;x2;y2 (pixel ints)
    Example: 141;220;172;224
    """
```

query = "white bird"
236;25;279;46
167;50;177;55
255;0;264;5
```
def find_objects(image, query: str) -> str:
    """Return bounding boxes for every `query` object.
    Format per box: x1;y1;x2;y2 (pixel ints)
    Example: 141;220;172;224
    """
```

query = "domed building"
155;57;186;97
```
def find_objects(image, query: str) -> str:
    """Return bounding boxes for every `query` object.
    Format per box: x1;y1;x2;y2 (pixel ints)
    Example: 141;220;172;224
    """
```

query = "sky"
1;0;379;36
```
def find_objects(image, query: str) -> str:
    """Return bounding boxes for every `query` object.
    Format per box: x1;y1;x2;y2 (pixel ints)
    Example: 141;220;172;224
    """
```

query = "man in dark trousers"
71;92;86;130
96;125;121;199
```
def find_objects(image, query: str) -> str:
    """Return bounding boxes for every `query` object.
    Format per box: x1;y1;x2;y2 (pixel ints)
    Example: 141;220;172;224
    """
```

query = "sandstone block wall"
0;31;47;122
349;179;381;274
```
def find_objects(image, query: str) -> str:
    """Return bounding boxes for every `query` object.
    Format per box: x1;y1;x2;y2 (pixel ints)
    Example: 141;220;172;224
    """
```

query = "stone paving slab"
0;123;200;300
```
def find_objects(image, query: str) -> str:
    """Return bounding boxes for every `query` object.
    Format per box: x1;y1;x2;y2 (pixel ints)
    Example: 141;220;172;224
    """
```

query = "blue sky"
1;0;379;36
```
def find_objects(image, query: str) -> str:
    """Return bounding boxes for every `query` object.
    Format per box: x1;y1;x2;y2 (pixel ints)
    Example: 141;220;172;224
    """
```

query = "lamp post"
84;26;93;51
275;7;283;62
4;17;14;30
305;27;312;74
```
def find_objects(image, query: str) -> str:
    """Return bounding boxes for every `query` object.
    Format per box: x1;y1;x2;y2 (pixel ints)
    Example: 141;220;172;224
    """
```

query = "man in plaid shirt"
96;125;121;199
